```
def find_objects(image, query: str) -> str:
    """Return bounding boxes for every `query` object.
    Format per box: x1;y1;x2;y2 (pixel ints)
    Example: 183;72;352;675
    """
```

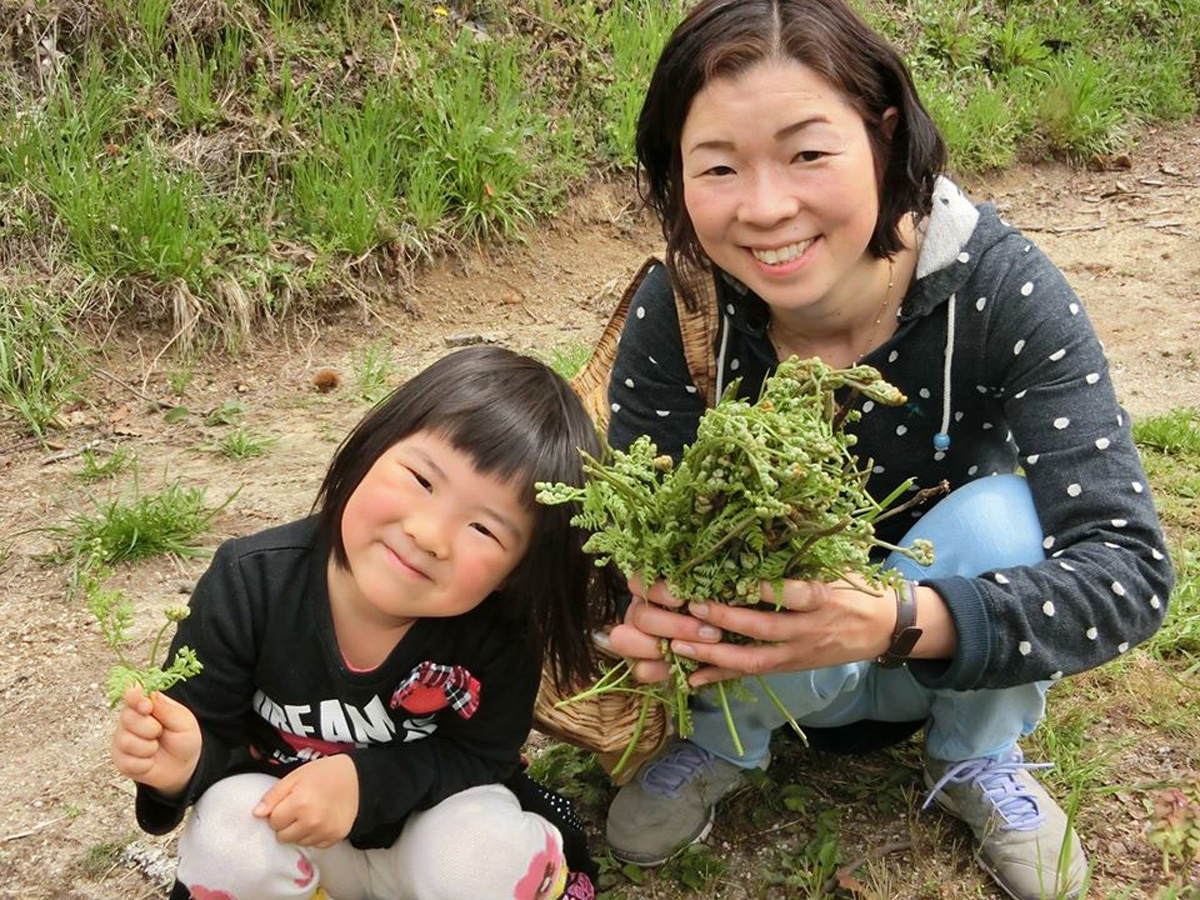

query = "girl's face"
680;57;888;317
335;430;534;627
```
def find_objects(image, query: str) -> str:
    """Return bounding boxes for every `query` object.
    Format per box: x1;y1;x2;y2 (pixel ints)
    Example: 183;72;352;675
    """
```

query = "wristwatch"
874;579;923;668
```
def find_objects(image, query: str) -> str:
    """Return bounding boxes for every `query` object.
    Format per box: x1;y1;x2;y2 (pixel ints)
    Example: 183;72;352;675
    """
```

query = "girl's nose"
737;166;800;227
406;513;451;560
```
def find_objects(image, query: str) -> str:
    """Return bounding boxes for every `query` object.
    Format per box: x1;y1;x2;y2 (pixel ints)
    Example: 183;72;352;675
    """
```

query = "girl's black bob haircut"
637;0;946;311
314;345;612;690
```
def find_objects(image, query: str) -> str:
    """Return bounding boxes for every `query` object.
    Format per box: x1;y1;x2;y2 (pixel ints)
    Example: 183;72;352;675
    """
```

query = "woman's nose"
737;166;800;226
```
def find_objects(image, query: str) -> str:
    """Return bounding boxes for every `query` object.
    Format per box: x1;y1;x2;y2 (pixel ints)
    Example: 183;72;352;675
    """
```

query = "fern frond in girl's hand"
537;357;942;766
86;573;203;707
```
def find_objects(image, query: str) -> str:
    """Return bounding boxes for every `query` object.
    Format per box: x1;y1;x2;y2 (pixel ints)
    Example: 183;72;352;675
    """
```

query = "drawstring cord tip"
933;432;951;451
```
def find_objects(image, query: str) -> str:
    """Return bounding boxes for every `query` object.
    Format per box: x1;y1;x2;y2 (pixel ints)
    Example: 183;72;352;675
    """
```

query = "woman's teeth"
751;239;813;265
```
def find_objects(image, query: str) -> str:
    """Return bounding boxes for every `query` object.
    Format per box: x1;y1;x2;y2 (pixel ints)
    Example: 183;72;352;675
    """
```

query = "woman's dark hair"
314;345;613;690
637;0;946;310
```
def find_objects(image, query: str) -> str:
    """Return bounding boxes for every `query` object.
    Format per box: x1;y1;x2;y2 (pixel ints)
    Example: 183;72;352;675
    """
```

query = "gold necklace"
768;257;895;365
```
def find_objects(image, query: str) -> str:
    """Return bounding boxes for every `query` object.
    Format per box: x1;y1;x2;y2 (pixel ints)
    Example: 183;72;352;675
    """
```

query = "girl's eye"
471;522;502;544
408;469;432;491
794;150;825;163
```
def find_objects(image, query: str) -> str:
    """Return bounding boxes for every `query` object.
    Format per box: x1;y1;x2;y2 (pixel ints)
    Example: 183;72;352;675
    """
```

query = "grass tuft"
55;480;237;565
76;447;133;482
0;287;85;438
210;428;277;461
1135;409;1200;457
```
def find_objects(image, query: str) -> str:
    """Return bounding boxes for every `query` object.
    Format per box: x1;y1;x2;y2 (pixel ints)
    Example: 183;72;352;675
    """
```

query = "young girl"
110;346;609;900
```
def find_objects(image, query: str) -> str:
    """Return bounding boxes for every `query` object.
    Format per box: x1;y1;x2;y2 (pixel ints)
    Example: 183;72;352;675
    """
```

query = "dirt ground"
1;121;1199;900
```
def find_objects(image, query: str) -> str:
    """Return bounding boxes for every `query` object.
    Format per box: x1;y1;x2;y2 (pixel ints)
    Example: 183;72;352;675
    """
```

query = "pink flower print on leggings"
186;888;238;900
514;827;566;900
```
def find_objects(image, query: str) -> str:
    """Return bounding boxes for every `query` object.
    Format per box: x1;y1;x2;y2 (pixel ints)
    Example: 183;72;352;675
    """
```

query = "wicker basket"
533;654;671;783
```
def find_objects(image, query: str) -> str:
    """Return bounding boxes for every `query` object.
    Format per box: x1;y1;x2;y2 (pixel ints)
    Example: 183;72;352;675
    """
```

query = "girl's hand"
607;575;725;683
254;754;359;848
675;576;956;687
111;685;202;797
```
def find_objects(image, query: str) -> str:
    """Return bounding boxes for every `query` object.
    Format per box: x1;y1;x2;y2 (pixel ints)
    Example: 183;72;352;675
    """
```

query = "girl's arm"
133;539;261;834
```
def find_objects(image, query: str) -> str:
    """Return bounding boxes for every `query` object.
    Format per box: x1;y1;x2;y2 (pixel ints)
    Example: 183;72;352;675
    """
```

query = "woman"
601;2;1174;898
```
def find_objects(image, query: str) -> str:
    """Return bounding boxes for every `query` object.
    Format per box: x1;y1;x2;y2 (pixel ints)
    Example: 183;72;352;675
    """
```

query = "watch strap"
875;579;922;669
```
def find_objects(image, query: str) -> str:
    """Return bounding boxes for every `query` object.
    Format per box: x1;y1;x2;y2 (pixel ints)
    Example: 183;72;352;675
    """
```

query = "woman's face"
680;57;888;316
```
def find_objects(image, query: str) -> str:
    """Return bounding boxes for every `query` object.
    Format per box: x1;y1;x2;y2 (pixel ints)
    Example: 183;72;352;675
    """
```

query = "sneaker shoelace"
640;741;717;797
922;752;1054;832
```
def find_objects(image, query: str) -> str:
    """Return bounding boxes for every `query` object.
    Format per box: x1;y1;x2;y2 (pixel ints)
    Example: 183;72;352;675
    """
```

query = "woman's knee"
399;785;568;900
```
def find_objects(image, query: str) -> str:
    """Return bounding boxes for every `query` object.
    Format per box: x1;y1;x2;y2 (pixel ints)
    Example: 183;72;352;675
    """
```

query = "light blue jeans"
689;474;1052;767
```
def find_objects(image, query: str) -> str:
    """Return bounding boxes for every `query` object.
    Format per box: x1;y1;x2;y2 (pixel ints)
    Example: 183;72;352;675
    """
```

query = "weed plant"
55;480;237;565
77;447;133;482
1135;409;1200;456
353;341;398;404
211;428;277;460
202;400;246;427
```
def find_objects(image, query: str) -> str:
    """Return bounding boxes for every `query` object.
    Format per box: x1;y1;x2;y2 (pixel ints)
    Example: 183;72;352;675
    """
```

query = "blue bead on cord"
933;432;951;451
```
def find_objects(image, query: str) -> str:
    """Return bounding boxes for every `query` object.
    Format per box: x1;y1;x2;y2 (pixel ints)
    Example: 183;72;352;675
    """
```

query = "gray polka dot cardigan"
607;178;1174;692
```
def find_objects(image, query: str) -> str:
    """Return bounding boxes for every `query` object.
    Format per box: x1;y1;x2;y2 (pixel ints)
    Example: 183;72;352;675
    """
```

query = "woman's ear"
880;106;900;142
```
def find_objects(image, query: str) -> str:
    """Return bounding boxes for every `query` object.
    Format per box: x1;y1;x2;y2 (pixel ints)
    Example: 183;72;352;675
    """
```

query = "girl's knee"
400;785;568;900
178;774;319;900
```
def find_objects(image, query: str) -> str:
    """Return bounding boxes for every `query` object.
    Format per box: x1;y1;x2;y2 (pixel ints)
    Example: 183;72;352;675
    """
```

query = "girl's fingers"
607;622;663;660
149;691;198;734
118;704;163;740
113;729;161;760
121;684;152;715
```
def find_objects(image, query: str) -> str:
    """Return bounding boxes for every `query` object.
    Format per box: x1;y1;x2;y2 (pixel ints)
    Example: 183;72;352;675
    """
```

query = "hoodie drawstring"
934;294;956;453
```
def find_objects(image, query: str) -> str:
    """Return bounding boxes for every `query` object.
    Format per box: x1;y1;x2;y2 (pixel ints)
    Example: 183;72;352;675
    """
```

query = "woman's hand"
111;685;202;798
254;754;359;848
606;575;725;683
677;576;956;687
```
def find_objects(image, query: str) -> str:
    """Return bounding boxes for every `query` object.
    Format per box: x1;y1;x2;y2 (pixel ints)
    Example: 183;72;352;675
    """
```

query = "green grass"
542;341;593;381
202;400;246;427
352;341;399;404
3;0;1198;345
55;480;236;565
210;428;278;460
1135;409;1200;457
0;287;85;438
1144;540;1200;665
76;447;133;482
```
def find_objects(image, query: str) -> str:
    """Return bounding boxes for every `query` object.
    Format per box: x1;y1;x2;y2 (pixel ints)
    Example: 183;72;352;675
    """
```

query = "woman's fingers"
687;601;802;643
670;637;799;679
627;574;684;609
626;598;722;642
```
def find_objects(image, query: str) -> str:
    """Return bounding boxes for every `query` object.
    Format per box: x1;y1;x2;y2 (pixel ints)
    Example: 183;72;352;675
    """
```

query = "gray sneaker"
923;747;1088;900
606;738;767;866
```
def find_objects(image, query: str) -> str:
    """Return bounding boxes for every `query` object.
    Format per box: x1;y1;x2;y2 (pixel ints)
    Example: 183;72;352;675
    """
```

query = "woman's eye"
702;165;734;177
794;150;825;163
